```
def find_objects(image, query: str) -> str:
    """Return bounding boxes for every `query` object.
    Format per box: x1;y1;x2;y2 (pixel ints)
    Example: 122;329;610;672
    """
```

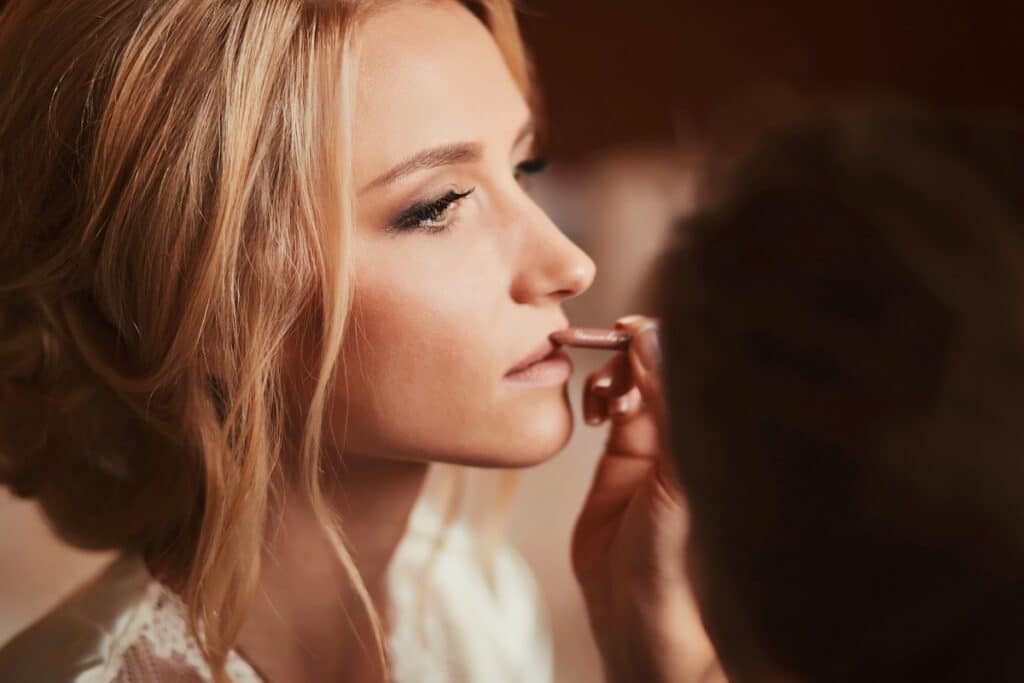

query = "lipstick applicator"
549;327;632;351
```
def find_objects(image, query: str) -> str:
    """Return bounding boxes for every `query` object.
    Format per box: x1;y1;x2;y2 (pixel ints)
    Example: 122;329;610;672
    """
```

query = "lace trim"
99;578;263;683
139;583;263;682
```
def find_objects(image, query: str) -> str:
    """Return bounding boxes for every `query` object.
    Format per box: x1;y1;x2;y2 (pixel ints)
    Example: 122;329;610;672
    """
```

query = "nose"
509;202;596;306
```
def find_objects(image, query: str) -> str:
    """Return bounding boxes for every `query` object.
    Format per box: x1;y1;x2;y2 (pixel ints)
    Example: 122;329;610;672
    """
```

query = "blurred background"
1;0;1020;680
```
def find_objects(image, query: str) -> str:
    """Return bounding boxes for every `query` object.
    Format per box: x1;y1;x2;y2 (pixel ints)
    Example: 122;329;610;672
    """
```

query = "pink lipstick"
549;327;632;351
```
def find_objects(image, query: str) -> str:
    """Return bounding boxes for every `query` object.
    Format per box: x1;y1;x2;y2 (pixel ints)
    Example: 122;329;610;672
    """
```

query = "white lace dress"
0;503;553;682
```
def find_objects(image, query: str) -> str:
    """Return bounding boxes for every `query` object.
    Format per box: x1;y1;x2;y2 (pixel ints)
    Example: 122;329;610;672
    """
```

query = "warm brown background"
519;0;1022;161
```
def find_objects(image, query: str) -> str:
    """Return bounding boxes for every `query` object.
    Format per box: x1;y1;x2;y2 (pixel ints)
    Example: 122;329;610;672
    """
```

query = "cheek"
327;243;572;466
353;275;488;404
332;250;497;456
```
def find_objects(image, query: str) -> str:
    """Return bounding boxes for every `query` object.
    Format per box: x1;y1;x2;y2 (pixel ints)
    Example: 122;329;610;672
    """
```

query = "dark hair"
658;110;1024;682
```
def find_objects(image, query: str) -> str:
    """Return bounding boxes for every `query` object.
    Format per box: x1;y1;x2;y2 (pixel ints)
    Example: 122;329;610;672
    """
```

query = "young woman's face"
331;1;595;467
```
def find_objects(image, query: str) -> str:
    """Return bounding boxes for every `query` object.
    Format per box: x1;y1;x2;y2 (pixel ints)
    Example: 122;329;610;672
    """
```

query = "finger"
608;386;642;422
615;317;667;424
589;351;632;399
578;451;686;536
583;371;610;426
605;409;661;459
628;326;667;423
615;314;661;333
606;406;683;507
654;457;687;507
580;451;657;522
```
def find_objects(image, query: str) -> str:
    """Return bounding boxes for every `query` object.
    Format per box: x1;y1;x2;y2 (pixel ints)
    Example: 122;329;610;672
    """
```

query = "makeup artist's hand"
572;315;723;683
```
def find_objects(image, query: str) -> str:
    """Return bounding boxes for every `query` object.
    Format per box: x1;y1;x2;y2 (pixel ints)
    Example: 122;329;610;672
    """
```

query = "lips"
506;337;562;376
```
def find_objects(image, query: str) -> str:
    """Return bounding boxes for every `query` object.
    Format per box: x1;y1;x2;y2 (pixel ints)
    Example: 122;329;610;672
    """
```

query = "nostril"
552;287;578;301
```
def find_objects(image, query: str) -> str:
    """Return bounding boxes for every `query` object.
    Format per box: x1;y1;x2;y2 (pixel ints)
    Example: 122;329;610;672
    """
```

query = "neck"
236;455;430;683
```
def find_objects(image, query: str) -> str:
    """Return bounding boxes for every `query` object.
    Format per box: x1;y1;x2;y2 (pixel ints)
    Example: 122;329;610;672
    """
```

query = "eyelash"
388;155;551;234
515;156;550;182
389;188;475;234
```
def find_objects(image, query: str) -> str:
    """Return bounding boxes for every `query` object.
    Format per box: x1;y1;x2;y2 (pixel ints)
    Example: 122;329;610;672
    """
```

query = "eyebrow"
361;118;536;193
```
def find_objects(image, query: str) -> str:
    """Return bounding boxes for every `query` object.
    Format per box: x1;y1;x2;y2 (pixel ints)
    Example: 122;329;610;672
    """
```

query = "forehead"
352;1;530;182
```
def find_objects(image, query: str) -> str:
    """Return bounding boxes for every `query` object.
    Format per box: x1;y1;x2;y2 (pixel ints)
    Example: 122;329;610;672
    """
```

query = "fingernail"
593;376;613;390
584;384;604;425
636;327;662;371
610;395;630;416
615;314;646;329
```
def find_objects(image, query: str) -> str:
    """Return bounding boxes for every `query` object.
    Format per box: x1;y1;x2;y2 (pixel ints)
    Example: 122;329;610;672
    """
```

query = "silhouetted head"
658;110;1024;682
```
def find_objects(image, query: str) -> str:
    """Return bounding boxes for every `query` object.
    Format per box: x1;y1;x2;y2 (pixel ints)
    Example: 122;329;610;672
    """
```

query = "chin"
381;387;576;468
481;389;575;468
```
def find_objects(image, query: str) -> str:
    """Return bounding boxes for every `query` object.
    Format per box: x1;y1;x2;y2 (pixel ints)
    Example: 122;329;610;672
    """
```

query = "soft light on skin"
331;1;596;468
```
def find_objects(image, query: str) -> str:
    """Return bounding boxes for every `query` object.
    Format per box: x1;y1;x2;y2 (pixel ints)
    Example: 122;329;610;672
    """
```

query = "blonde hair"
0;0;533;679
